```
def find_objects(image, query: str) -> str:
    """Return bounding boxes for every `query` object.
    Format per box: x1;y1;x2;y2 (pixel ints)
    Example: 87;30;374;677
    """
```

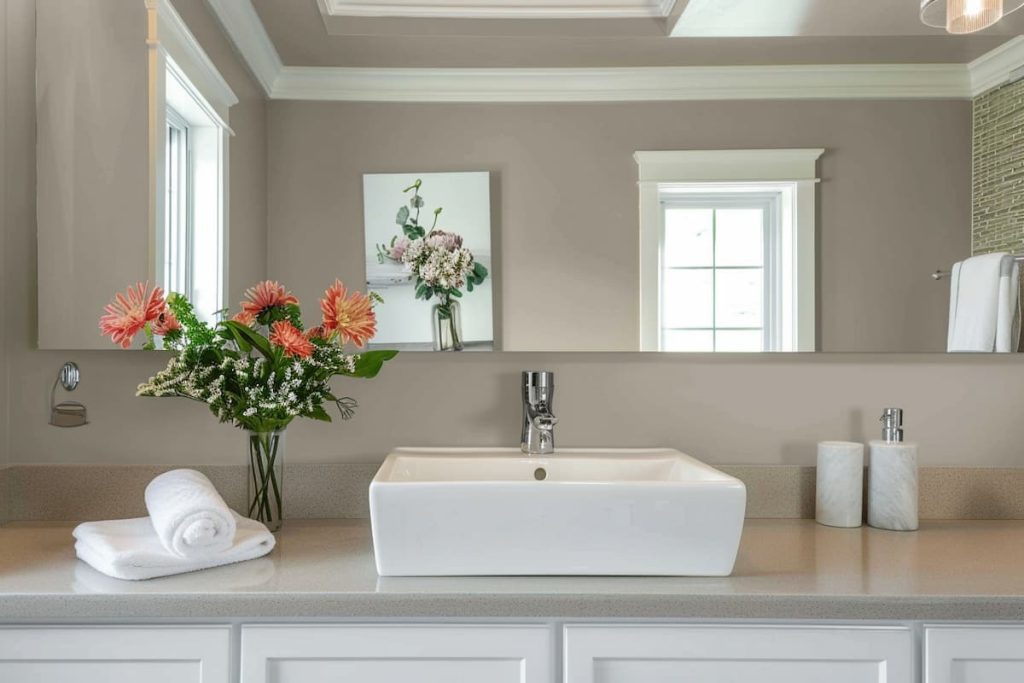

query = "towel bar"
932;254;1024;281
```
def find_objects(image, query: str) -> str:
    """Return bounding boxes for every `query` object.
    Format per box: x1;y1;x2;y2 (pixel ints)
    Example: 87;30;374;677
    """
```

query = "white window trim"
147;0;235;317
636;149;824;352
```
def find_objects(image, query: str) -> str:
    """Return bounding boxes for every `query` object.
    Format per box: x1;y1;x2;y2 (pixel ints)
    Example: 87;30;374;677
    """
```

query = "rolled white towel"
144;469;236;558
73;512;275;581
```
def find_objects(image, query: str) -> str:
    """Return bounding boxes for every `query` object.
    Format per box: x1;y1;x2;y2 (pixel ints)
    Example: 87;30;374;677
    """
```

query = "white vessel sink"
369;447;747;577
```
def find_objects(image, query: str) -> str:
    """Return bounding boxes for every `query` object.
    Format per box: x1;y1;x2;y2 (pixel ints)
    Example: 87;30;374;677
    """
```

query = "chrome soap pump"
867;408;919;531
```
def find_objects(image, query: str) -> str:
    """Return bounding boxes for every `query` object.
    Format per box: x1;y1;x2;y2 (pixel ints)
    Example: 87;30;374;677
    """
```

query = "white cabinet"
0;626;230;683
240;624;553;683
925;625;1024;683
564;624;914;683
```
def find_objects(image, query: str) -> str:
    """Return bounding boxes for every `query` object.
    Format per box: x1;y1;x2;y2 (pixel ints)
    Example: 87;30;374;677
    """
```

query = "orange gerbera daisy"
99;282;165;349
232;309;256;327
320;279;377;348
241;280;298;317
269;320;314;358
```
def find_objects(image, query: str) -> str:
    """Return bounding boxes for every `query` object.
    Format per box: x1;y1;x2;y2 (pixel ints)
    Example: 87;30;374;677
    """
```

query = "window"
661;190;780;352
156;57;229;323
164;107;190;299
148;0;237;326
637;150;822;352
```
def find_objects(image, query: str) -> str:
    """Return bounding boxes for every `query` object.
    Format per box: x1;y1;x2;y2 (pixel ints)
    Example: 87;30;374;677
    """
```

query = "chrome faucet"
521;371;558;455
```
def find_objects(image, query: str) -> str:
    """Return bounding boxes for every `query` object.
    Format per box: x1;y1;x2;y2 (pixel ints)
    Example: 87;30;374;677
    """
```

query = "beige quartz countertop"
2;519;1024;621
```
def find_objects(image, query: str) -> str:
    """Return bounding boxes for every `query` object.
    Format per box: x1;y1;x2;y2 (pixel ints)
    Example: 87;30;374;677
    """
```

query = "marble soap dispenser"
868;408;919;531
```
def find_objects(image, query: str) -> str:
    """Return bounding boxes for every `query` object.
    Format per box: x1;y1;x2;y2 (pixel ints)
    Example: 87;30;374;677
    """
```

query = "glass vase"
247;430;285;532
432;298;464;352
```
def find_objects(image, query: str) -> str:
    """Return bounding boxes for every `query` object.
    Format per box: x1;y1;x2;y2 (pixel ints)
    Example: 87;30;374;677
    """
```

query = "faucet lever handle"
532;412;559;431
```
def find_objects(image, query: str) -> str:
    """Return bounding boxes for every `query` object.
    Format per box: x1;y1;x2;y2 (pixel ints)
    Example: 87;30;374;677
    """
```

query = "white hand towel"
73;512;275;581
996;259;1020;353
947;252;1007;352
144;469;236;558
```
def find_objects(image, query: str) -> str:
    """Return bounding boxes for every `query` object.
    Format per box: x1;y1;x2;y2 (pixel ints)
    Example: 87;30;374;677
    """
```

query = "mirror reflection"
32;0;1024;355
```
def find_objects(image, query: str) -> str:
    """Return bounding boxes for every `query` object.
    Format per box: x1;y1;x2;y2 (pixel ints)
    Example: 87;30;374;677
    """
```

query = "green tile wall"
973;78;1024;255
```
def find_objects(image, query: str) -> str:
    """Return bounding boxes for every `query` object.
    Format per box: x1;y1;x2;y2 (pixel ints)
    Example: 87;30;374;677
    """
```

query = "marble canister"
816;441;864;528
867;441;919;531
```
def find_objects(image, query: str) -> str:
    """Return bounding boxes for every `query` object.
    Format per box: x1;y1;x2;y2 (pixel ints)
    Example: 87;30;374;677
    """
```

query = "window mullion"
711;209;717;352
183;126;194;302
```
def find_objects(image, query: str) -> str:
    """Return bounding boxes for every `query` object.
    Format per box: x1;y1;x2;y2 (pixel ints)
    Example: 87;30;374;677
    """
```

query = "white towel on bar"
997;258;1020;353
73;512;275;581
947;252;1020;352
144;469;236;558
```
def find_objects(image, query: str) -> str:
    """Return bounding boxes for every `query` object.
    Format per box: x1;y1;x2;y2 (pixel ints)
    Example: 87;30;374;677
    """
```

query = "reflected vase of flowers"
431;296;463;352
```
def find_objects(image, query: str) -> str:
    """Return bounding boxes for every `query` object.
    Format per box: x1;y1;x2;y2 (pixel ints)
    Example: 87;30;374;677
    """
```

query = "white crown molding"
968;36;1024;97
204;0;283;96
659;0;679;17
206;0;1024;103
319;0;673;19
271;63;969;102
148;0;237;116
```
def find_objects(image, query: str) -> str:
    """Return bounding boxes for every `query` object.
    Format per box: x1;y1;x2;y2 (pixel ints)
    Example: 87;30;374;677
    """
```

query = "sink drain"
534;467;547;481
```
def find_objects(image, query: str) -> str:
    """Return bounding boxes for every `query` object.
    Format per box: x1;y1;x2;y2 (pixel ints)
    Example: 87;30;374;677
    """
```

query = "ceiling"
318;0;677;19
250;0;1016;68
672;0;1024;37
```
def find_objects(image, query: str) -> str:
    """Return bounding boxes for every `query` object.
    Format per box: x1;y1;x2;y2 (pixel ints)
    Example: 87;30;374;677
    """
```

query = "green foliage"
137;296;398;433
166;293;216;348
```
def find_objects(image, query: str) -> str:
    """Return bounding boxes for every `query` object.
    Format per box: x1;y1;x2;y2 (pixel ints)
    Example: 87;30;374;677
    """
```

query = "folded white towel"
73;512;275;581
144;469;236;558
947;253;1018;352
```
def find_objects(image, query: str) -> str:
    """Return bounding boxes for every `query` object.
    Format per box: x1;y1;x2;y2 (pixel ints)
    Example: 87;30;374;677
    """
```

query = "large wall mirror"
33;0;1024;355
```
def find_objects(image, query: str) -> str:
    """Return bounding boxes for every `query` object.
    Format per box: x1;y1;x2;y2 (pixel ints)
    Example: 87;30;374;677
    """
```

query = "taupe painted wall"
35;0;150;350
267;99;970;352
1;0;9;522
6;1;1023;475
2;0;267;466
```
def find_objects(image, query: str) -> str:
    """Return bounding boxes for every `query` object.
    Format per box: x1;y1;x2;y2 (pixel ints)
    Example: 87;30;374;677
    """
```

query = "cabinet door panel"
565;624;913;683
926;626;1024;683
0;626;230;683
241;624;552;683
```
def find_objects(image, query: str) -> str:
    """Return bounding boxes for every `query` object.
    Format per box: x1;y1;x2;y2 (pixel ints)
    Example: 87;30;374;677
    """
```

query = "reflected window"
157;58;228;323
660;194;778;352
636;150;821;353
163;107;190;302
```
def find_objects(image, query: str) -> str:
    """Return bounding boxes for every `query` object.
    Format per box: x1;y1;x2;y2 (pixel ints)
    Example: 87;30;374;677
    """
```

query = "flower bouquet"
377;179;488;351
100;279;397;531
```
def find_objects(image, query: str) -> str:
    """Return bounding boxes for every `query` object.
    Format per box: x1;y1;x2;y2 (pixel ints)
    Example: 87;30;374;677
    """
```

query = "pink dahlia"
269;320;314;358
388;237;410;261
99;282;165;349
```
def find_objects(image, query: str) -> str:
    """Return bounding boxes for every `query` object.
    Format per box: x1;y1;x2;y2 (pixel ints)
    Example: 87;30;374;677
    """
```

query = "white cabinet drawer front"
0;626;231;683
926;626;1024;683
241;624;553;683
564;624;913;683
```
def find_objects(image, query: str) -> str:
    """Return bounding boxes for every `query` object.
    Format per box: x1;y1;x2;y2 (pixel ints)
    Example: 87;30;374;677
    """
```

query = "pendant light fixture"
921;0;1024;33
